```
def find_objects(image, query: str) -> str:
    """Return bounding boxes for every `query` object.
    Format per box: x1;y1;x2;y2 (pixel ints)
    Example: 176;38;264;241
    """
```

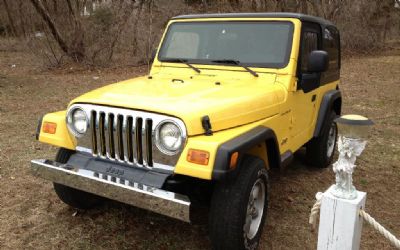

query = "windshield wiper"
162;58;201;73
211;59;259;77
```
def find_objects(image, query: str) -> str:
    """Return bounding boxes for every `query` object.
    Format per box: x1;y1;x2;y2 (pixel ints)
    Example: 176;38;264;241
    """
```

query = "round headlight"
67;107;88;136
156;122;183;154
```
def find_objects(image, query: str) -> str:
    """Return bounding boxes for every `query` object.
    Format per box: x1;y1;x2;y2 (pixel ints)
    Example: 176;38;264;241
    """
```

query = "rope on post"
309;193;400;249
359;209;400;249
309;192;323;231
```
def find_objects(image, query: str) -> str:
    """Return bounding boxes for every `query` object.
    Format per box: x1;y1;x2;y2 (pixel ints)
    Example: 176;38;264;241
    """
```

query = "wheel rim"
326;123;337;158
244;178;266;240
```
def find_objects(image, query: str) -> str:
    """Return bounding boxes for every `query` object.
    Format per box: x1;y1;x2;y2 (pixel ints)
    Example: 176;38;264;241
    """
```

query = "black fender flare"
313;89;342;138
212;126;280;180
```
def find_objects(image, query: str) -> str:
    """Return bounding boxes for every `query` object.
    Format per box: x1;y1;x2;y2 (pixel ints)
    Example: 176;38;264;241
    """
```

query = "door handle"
311;94;316;102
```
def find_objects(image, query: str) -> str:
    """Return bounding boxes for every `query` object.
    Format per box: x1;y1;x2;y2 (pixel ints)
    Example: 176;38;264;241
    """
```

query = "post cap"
335;114;374;126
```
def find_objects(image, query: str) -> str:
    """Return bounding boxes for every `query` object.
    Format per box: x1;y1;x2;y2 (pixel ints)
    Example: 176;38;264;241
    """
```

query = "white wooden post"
315;115;374;249
317;185;367;250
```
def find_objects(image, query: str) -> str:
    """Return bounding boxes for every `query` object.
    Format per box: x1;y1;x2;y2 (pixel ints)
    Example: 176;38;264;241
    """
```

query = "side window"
301;32;318;72
323;27;340;70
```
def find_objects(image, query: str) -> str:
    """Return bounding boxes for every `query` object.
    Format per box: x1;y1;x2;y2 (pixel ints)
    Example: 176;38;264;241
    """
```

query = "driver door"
290;23;322;143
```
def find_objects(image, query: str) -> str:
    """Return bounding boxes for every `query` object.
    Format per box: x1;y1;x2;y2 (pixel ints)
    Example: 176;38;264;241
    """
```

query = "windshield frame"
158;20;294;69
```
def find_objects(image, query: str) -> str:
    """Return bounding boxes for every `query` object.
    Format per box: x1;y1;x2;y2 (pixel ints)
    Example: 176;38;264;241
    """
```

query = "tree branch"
28;0;69;55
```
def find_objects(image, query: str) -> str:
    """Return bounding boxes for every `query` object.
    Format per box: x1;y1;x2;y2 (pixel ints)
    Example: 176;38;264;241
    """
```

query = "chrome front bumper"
30;159;191;222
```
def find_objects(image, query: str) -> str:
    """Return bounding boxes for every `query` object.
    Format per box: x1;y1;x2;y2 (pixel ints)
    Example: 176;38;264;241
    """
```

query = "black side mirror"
307;50;329;72
299;50;329;93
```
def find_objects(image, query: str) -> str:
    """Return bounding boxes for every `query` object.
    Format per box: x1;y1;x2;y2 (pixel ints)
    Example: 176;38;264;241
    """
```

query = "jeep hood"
70;75;285;136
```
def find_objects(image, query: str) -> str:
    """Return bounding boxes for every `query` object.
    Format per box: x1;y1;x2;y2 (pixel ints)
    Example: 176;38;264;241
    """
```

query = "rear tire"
209;155;269;250
306;112;338;168
53;148;104;210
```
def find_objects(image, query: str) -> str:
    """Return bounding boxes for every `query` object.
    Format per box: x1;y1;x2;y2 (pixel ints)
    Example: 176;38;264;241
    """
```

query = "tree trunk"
17;1;27;37
202;0;208;11
299;0;308;14
29;0;70;56
132;0;144;56
66;0;85;61
307;0;325;18
275;0;286;12
107;1;137;61
2;0;17;36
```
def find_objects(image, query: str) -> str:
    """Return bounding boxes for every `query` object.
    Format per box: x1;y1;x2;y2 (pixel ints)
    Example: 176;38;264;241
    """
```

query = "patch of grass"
360;179;368;186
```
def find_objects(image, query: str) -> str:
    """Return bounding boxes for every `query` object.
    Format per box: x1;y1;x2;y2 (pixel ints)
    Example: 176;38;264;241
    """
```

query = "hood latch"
201;115;213;136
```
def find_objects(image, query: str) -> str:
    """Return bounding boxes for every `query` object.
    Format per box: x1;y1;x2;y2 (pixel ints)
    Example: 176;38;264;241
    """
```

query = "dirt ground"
0;40;399;249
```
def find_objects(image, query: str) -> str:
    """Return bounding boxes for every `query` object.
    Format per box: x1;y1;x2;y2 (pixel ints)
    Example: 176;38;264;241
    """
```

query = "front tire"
209;155;269;250
53;148;104;210
306;111;338;168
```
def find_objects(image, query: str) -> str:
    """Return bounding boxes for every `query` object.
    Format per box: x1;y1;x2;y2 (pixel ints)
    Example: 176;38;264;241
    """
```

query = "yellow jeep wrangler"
32;13;341;249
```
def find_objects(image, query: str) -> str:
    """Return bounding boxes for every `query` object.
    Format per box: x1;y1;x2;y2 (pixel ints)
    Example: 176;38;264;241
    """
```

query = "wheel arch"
212;126;281;180
332;96;342;116
313;89;342;138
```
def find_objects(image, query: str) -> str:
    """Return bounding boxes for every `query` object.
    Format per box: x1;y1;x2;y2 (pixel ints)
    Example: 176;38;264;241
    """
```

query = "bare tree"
2;0;17;35
1;0;398;67
307;0;342;20
107;0;139;61
66;0;85;61
29;0;86;61
132;1;145;56
29;0;69;54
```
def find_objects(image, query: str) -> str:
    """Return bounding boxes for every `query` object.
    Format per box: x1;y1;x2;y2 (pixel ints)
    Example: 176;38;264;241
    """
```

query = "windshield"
158;21;294;68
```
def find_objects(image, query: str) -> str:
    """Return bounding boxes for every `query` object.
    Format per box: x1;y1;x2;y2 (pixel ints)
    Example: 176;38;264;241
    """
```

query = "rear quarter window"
323;27;340;70
321;26;340;83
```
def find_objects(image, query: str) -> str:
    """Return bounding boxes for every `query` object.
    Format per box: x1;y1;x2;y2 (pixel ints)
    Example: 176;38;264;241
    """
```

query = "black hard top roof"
172;12;334;27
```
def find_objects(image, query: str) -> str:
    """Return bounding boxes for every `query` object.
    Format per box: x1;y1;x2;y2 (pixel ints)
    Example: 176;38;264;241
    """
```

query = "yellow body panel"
175;116;275;179
39;111;76;150
37;17;339;180
70;73;284;136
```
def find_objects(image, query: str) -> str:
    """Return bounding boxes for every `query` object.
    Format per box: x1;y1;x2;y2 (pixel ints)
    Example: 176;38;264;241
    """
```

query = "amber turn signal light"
42;122;57;134
229;152;239;169
187;149;209;165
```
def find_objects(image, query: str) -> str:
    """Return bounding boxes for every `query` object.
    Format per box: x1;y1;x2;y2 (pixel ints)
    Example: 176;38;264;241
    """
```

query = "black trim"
155;65;277;74
172;12;334;26
212;126;280;180
312;94;317;102
313;90;342;137
36;116;43;140
201;115;213;135
67;152;171;189
297;23;340;87
280;150;294;169
297;22;322;89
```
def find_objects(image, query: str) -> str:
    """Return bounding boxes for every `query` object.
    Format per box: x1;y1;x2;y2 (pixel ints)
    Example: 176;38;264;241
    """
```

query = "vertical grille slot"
136;118;143;165
99;112;106;156
145;119;153;166
116;115;124;160
125;116;134;162
107;113;115;159
90;111;97;155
